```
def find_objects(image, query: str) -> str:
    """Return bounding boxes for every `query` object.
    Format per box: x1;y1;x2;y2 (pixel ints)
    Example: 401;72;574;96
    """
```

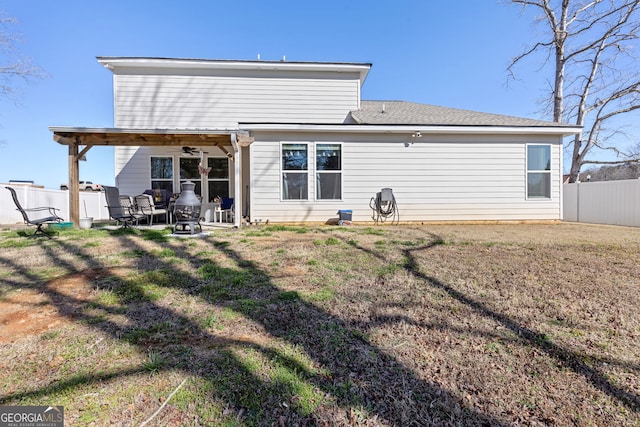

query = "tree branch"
507;40;555;78
0;12;46;104
581;158;640;165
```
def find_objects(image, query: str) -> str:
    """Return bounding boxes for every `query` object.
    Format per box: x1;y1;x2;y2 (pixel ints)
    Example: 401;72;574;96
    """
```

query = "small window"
527;145;551;198
282;144;308;200
316;144;342;200
151;157;173;192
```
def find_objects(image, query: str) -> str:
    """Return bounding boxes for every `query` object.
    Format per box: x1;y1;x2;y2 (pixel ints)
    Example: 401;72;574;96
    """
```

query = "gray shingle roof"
349;101;572;127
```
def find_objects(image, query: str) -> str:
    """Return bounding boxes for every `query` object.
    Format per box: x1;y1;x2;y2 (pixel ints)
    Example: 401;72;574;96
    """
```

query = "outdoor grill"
173;181;202;234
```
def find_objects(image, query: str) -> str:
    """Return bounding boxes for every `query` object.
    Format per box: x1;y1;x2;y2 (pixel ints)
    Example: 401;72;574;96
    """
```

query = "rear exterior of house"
100;57;579;224
248;129;563;222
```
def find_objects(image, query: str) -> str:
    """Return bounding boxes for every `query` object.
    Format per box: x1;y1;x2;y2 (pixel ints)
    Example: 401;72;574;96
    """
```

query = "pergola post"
231;132;242;228
68;142;80;226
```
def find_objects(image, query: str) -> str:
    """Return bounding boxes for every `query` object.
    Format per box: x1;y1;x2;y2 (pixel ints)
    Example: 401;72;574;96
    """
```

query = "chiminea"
173;181;202;234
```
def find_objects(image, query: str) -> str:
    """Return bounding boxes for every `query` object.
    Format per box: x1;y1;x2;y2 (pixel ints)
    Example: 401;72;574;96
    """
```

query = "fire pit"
173;181;202;234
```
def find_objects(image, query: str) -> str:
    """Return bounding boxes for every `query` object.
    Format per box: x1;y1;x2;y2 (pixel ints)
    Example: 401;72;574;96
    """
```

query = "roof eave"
96;57;372;84
239;123;582;136
49;126;244;135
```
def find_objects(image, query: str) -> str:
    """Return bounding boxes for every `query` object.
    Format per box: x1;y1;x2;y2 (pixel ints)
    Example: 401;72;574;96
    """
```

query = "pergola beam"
53;130;238;147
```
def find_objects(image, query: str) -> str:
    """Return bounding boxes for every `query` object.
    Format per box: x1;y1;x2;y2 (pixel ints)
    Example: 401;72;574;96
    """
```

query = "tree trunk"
553;0;569;122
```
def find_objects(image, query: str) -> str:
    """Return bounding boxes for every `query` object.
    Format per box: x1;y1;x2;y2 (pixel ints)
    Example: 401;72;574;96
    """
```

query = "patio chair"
5;186;64;238
135;194;168;226
143;188;173;222
122;194;148;225
221;197;234;222
143;188;172;208
103;186;144;228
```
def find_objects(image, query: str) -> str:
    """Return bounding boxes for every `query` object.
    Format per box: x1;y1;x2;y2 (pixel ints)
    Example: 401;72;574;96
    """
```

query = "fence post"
576;182;580;223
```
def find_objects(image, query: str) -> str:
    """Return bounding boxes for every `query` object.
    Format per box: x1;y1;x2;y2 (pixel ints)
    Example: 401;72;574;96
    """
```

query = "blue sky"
1;0;558;189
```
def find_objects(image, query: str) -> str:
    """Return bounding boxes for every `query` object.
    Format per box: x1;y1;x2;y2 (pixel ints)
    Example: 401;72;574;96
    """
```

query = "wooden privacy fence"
1;186;109;225
563;179;640;227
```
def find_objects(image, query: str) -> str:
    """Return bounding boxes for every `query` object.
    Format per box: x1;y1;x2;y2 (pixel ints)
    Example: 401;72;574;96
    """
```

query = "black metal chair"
5;186;64;238
134;194;168;226
143;188;172;209
103;186;143;228
119;195;147;224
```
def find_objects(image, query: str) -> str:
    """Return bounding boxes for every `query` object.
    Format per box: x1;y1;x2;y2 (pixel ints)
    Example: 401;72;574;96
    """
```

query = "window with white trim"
207;157;230;199
180;157;201;195
527;145;551;198
282;143;308;200
150;156;173;192
316;143;342;200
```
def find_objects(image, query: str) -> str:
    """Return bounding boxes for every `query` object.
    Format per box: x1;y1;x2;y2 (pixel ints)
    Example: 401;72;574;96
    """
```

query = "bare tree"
0;11;44;103
509;0;640;182
581;162;640;180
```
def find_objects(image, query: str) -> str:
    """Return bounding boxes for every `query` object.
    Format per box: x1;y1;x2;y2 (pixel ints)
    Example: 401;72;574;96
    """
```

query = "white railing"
563;179;640;227
1;186;109;225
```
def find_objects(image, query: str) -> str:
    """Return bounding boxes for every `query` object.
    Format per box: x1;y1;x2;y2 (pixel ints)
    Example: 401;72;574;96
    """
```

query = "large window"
150;157;173;192
527;145;551;199
180;157;201;195
208;157;230;200
282;143;308;200
316;143;342;200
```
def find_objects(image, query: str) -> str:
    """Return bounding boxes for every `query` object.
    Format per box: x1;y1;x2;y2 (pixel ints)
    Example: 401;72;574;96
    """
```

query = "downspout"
231;132;242;228
559;139;563;221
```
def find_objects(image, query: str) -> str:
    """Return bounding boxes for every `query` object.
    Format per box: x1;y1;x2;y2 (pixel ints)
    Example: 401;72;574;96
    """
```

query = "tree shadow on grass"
346;232;640;414
0;229;508;425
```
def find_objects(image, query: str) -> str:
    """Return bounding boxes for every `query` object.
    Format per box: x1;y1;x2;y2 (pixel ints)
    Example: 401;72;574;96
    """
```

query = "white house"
51;57;581;226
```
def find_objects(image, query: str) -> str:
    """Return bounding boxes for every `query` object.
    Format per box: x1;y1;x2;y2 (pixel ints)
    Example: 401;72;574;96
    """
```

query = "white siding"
113;72;360;128
115;146;143;195
249;133;563;223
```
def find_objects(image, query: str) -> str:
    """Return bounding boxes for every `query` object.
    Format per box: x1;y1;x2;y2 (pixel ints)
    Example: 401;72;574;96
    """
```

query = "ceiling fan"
181;146;208;155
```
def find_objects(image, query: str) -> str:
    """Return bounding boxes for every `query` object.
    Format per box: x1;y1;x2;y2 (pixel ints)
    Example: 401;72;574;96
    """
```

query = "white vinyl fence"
4;182;638;227
1;186;109;225
563;179;640;227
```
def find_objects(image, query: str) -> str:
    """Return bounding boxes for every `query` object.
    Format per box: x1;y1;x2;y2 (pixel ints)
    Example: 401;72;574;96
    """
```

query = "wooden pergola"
50;127;253;227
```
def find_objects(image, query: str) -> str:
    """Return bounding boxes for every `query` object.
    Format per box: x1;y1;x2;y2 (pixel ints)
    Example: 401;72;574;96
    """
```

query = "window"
282;143;308;200
527;145;551;198
316;143;342;200
150;157;173;192
180;157;201;195
207;157;230;199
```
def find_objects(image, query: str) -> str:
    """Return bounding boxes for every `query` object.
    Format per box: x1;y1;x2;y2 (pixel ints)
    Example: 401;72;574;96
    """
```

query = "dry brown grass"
0;222;639;426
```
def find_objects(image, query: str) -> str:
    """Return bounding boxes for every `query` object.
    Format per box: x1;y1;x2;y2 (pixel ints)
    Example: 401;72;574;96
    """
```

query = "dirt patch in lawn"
0;269;124;343
0;272;93;343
